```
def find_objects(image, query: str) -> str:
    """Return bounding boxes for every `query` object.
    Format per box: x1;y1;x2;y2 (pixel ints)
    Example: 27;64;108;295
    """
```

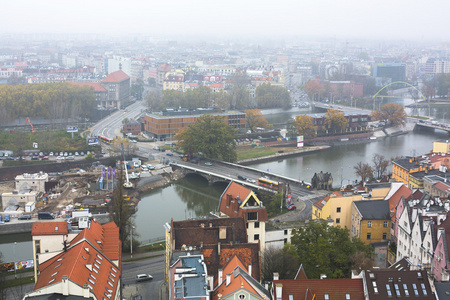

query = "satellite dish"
189;246;193;251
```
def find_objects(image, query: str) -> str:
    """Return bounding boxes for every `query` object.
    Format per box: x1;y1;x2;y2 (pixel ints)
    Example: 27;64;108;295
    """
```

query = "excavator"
25;117;36;133
121;143;133;189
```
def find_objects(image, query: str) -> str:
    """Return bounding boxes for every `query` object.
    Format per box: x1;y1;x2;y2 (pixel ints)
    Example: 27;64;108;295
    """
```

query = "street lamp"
130;226;135;261
14;242;17;279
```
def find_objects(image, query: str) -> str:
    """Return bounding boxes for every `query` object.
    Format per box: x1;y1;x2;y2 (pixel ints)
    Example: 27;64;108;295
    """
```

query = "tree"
255;83;291;109
146;90;163;111
370;103;407;127
211;90;232;110
109;167;133;247
229;86;251;110
130;79;144;100
175;115;237;162
290;220;374;279
261;245;299;282
304;80;322;101
293;115;316;139
324;109;348;133
354;162;373;183
372;154;389;179
245;109;268;132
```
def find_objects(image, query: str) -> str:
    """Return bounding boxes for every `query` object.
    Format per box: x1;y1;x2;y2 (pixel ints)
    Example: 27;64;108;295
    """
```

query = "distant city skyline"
2;0;449;42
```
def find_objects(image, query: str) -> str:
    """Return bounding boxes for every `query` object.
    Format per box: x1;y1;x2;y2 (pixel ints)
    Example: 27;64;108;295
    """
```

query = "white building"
15;172;48;193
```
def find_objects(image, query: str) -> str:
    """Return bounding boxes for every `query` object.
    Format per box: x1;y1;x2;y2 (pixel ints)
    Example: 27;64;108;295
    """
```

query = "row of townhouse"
24;219;121;299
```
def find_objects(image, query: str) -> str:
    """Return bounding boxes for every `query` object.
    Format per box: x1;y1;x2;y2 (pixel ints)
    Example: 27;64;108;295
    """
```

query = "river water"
2;97;450;258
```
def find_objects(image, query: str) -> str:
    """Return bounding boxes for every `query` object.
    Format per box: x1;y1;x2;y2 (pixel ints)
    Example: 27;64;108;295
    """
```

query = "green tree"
354;161;373;183
293;115;316;139
245;109;268;132
370;103;407;126
290;220;374;279
255;83;291;109
130;79;144;100
229;86;250;110
324;109;348;133
146;90;163;111
175;115;237;162
211;90;232;110
261;245;299;281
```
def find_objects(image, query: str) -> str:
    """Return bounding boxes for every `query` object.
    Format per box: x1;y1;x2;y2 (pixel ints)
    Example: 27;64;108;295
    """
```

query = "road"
122;254;165;300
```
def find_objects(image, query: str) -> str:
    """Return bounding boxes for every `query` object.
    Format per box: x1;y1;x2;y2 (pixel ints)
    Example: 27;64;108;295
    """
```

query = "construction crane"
25;117;36;133
121;143;133;189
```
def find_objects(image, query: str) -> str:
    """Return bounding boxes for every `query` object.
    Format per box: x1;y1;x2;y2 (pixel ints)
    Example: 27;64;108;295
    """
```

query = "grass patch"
2;275;35;288
237;146;297;161
409;115;430;120
3;160;52;167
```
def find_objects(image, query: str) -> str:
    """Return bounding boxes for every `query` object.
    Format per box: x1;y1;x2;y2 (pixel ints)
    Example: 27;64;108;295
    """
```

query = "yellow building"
392;156;432;186
163;74;184;91
364;183;391;199
312;192;363;230
433;140;450;153
351;200;390;244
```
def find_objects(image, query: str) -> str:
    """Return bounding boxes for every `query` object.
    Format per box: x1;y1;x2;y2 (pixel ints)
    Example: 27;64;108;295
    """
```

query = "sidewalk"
122;250;165;262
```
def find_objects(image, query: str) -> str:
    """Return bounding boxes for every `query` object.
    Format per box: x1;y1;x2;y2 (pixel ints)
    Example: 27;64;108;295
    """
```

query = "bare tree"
372;154;389;179
354;162;373;184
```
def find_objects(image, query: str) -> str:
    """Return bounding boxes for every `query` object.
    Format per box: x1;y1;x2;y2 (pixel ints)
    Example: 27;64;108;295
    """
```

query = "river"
3;97;450;258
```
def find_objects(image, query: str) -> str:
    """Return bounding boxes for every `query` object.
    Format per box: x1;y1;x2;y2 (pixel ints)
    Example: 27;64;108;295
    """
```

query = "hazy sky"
3;0;449;41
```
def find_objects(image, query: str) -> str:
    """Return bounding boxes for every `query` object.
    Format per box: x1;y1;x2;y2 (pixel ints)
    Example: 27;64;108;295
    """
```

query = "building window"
336;218;340;224
324;294;329;300
35;240;41;254
368;221;372;228
284;230;288;235
346;294;350;300
383;233;387;240
254;234;259;241
254;222;260;228
284;238;288;244
239;295;246;300
247;212;257;221
367;233;371;240
337;207;341;213
384;221;388;228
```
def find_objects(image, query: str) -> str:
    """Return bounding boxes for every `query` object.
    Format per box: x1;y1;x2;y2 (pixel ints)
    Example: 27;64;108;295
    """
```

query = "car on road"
136;274;153;282
130;139;137;143
56;156;64;161
287;203;296;211
166;152;173;156
18;214;32;220
147;164;155;170
66;156;74;160
237;175;247;181
205;162;212;166
42;156;49;160
4;214;10;222
153;146;159;150
246;178;256;183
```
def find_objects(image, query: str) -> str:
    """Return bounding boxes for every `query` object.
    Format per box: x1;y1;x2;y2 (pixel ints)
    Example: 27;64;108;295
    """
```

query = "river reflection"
134;175;228;242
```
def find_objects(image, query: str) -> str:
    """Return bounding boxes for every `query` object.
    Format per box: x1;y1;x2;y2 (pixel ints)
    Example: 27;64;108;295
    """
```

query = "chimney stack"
273;272;279;280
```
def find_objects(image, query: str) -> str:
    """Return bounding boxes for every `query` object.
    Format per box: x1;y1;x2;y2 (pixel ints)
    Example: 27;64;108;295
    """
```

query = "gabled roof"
389;257;412;271
102;70;129;83
313;191;343;209
353;200;390;220
294;264;308;280
218;182;268;222
202;243;260;283
34;240;120;300
68;221;120;261
272;278;364;300
433;181;450;193
387;185;412;222
70;82;107;92
32;222;68;236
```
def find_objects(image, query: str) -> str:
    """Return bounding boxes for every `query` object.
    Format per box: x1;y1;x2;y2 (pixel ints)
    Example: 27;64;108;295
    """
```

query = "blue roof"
174;255;208;299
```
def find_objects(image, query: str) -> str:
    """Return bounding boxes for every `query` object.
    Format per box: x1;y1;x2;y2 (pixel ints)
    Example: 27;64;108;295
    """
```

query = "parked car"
18;214;32;220
246;178;256;183
136;274;153;282
166;152;173;156
4;214;10;222
205;162;213;166
153;146;159;150
66;156;74;160
49;152;54;156
64;152;68;157
31;156;39;160
42;156;49;160
80;152;85;156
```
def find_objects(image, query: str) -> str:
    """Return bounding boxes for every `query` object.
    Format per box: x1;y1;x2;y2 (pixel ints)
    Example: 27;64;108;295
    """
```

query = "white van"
141;165;148;172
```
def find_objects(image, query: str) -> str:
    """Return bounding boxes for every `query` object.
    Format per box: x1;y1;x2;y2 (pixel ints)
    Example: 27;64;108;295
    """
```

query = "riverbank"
237;145;330;165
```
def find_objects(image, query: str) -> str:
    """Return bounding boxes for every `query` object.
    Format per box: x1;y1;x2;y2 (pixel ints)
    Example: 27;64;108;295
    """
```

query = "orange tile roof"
70;82;107;92
32;222;68;236
69;221;120;261
313;191;343;209
210;83;224;88
273;278;364;300
388;185;412;222
34;241;120;299
102;70;129;83
434;181;450;193
219;182;268;221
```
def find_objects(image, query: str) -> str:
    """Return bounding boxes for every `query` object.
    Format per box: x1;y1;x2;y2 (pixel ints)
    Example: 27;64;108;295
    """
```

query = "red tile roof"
32;222;68;236
434;181;450;193
313;191;343;209
218;182;268;222
68;221;120;261
102;70;129;83
34;241;120;299
210;83;224;88
70;82;107;92
273;278;364;300
388;185;412;222
157;63;171;72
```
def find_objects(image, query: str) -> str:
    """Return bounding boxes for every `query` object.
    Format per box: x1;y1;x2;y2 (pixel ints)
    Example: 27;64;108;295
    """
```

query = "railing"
140;236;165;246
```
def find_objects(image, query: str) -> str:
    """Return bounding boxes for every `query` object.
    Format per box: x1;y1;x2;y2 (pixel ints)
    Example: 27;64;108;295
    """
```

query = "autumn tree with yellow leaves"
324;109;348;133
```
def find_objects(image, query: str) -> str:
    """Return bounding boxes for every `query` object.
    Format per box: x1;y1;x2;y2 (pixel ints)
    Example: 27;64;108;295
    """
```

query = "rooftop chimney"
273;272;279;280
62;275;69;295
